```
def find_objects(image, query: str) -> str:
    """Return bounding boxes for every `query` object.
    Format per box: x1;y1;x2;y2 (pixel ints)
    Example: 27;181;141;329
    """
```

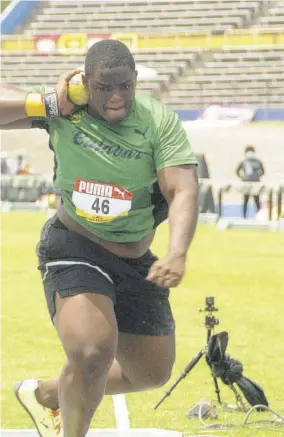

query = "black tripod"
154;297;247;411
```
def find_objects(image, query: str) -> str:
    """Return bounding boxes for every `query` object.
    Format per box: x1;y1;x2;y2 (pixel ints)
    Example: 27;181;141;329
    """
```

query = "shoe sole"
14;380;45;437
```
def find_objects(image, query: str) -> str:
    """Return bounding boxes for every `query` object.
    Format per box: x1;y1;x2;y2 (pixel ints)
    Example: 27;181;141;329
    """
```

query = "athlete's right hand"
56;70;81;116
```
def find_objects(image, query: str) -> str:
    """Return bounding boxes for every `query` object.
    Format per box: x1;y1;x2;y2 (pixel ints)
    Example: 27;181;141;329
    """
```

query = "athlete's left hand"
146;254;186;288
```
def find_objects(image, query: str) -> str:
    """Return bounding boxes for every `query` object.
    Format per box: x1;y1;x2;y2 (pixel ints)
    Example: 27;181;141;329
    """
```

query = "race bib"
72;178;133;223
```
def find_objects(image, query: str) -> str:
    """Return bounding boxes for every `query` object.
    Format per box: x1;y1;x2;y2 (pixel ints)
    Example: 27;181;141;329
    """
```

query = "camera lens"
206;296;214;306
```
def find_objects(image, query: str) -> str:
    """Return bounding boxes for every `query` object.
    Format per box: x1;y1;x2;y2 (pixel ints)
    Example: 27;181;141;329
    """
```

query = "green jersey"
32;92;197;242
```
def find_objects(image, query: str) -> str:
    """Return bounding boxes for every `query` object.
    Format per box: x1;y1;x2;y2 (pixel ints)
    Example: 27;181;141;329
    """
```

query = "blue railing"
0;0;40;34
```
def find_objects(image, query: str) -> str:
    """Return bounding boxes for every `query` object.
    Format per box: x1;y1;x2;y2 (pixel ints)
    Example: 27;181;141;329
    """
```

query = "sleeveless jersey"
31;91;197;242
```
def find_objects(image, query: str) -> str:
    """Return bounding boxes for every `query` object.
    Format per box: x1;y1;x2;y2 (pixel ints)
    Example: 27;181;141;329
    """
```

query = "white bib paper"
72;178;133;223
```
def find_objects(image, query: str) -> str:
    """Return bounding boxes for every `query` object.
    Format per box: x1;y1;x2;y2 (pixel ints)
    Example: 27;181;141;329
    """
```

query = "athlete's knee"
67;339;117;381
147;363;173;388
135;360;174;389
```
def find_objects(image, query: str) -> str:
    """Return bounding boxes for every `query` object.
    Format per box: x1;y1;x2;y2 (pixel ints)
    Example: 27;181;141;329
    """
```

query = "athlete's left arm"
146;164;198;288
146;105;199;287
158;164;199;258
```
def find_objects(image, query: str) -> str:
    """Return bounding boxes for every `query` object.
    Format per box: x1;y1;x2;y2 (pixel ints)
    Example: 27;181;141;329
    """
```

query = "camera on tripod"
199;296;219;331
154;296;222;410
205;296;217;311
154;295;269;414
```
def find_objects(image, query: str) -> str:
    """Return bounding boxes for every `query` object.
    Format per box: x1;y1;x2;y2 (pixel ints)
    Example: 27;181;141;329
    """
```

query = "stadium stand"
161;44;284;108
24;0;267;34
0;47;203;96
1;0;282;108
253;2;284;27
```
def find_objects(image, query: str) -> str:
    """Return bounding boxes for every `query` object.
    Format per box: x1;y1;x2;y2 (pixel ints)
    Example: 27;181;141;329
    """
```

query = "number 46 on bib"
72;178;133;223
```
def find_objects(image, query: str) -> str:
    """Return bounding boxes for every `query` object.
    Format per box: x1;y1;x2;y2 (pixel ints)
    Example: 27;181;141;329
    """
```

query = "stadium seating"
1;0;283;108
1;48;202;95
253;3;284;28
161;45;284;108
24;0;263;34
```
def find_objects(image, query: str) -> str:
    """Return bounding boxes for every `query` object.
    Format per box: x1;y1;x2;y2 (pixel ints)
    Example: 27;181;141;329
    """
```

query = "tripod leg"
230;384;247;412
183;350;204;374
212;376;222;404
154;350;204;409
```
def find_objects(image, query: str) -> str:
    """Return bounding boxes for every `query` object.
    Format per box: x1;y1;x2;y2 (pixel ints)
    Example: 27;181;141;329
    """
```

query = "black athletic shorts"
36;215;175;336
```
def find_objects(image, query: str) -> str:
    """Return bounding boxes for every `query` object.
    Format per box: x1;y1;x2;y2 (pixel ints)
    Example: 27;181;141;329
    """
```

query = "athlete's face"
84;66;137;124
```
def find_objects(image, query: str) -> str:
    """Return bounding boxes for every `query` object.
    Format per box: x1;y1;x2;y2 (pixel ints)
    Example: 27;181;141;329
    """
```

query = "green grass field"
1;212;284;436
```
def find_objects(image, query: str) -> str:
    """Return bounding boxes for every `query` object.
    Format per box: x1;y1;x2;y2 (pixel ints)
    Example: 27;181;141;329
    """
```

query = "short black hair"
85;39;135;76
245;145;255;153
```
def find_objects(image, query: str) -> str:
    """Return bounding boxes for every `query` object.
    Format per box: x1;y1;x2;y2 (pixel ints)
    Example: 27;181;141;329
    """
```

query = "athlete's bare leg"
36;325;175;414
54;292;118;437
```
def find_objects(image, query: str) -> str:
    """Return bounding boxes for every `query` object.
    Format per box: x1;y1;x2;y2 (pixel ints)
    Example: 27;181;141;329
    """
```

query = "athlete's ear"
134;70;138;85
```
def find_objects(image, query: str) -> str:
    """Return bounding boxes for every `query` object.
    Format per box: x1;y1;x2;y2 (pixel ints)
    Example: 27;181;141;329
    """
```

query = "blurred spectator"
16;154;32;175
236;145;265;218
1;151;10;174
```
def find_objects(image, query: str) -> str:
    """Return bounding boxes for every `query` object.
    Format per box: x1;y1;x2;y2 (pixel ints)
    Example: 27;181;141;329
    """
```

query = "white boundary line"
112;394;130;430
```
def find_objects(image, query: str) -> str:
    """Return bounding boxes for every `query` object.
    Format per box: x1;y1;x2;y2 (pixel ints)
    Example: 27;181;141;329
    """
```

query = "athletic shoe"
14;379;63;437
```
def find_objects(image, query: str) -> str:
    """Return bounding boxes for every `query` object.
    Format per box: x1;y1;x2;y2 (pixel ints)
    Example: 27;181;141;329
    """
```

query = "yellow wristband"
25;93;46;117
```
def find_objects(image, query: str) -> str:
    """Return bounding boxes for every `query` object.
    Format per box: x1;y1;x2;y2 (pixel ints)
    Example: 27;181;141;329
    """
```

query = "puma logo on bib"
72;178;133;223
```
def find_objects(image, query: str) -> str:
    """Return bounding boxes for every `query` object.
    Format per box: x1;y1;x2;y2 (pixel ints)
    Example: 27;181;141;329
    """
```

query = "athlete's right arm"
0;70;80;130
0;84;32;129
